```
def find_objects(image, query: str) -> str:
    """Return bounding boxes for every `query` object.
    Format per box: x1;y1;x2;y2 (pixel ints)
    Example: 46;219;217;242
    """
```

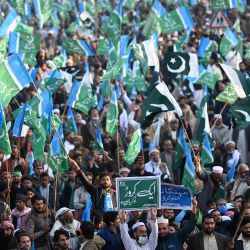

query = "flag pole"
211;103;228;128
53;158;59;214
116;128;120;173
179;118;196;160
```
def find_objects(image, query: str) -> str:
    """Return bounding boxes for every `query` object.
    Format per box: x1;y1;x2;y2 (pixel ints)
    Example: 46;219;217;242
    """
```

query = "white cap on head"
157;217;169;224
119;167;130;174
214;114;222;119
55;207;71;220
225;140;235;147
149;148;159;156
212;166;223;174
132;222;145;231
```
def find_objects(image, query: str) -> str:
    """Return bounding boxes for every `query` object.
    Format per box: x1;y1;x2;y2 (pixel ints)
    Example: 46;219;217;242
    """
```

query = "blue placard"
161;183;192;210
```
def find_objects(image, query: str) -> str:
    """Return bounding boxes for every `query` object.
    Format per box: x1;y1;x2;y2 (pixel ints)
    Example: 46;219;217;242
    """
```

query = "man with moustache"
234;216;250;249
188;214;227;250
25;195;53;250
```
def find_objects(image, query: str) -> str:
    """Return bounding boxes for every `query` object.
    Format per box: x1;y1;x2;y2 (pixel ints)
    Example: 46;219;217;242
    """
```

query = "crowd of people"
1;0;250;249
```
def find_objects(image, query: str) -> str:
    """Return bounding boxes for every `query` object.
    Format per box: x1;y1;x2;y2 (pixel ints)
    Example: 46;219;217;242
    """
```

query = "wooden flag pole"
211;103;228;128
116;128;120;173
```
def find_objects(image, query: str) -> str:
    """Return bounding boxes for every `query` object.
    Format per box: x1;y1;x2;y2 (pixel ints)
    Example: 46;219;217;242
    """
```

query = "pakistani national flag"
106;90;119;137
62;36;94;56
0;103;11;154
142;0;166;38
162;52;199;79
0;54;32;108
140;81;183;129
124;128;142;165
220;63;250;98
229;97;250;129
219;28;238;58
216;84;238;104
160;6;194;34
67;76;96;115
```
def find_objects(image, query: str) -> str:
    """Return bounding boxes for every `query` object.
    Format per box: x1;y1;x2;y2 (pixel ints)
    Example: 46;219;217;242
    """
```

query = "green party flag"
0;39;7;62
160;6;193;34
219;28;238;58
62;36;94;56
106;90;119;137
216;84;238;104
101;4;122;48
67;74;96;115
196;102;210;143
142;0;166;38
0;103;11;155
124;128;142;165
97;39;109;56
229;97;250;129
196;71;220;90
14;22;33;34
49;153;68;173
23;105;46;162
244;44;250;60
201;133;214;166
124;70;146;94
101;58;123;81
210;0;230;10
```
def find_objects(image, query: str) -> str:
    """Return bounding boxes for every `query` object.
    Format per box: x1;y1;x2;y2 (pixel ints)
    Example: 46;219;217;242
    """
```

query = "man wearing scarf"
69;158;116;212
11;193;31;230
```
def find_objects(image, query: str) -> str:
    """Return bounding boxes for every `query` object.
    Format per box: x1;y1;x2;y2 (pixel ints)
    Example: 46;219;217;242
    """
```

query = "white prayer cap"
157;217;169;224
212;166;223;174
214;114;222;119
132;222;145;231
55;207;71;220
149;148;159;156
119;167;130;174
225;140;235;147
208;209;215;214
53;108;60;115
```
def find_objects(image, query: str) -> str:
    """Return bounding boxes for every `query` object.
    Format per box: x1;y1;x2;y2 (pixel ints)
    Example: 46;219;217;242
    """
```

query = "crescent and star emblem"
235;110;250;122
167;55;186;74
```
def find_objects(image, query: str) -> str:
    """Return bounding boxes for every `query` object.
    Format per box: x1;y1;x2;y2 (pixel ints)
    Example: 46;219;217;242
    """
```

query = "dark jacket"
78;172;116;211
156;213;196;250
98;226;125;250
188;231;228;250
37;185;57;209
235;239;244;250
59;180;76;208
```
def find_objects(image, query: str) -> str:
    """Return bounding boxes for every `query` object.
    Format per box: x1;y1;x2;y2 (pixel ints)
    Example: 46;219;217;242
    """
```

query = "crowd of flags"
0;0;249;197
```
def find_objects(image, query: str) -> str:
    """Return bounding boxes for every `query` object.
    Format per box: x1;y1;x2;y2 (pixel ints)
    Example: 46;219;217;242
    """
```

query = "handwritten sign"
116;176;160;211
161;183;192;210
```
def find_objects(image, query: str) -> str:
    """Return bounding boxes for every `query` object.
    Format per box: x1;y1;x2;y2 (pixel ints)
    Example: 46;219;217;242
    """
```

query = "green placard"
116;176;160;210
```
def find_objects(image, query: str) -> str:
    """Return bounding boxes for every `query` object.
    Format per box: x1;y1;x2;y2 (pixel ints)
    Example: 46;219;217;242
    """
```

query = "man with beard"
53;229;73;250
145;149;171;177
50;207;80;250
156;199;197;250
69;158;116;212
210;209;231;238
10;171;22;209
129;155;155;177
235;216;250;249
196;165;226;211
188;214;227;250
25;195;53;250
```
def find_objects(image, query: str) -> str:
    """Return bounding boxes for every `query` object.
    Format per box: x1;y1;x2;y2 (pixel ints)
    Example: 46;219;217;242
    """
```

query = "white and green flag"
219;28;238;57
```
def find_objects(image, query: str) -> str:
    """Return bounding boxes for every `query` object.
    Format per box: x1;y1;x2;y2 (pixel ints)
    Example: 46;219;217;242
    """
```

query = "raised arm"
68;158;96;195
